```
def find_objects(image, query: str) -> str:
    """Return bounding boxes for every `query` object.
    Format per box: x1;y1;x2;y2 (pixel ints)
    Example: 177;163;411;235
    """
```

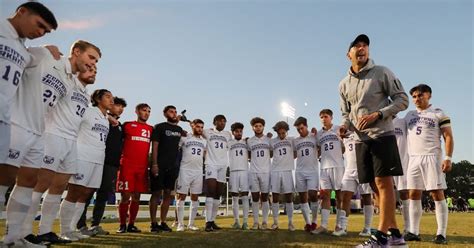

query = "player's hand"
266;132;273;138
151;164;159;177
442;159;452;173
108;115;119;126
311;127;317;136
357;112;380;130
338;125;348;138
44;45;62;60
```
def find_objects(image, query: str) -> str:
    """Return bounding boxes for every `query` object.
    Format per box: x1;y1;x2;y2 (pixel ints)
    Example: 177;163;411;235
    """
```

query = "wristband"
445;156;452;161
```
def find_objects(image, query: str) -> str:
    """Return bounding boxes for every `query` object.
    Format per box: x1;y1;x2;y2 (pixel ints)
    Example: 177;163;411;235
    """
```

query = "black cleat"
150;222;162;233
159;222;172;232
116;224;127;233
24;234;50;246
36;232;71;244
205;222;214;232
127;224;142;233
404;232;422;241
433;234;448;244
211;221;222;230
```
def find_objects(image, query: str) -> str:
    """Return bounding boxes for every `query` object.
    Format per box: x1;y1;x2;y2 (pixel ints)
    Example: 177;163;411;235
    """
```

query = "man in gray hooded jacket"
338;34;408;248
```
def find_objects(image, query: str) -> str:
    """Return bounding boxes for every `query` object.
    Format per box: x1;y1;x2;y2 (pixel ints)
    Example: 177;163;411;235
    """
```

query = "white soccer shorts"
249;172;270;193
295;170;319;192
5;123;43;168
320;167;345;190
270;170;294;194
41;133;77;174
0;120;11;164
205;165;226;183
69;160;103;189
176;169;203;195
341;169;373;194
407;155;447;191
229;170;249;193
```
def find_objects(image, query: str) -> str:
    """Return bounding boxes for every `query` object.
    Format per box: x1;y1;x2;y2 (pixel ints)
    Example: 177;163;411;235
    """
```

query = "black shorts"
150;166;179;192
355;135;403;184
99;164;119;193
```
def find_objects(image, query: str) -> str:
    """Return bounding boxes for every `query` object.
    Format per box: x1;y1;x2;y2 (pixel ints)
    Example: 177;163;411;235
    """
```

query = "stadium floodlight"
281;101;295;122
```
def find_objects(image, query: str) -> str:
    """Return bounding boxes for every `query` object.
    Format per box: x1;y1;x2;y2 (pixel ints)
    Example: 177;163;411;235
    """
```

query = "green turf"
1;212;473;247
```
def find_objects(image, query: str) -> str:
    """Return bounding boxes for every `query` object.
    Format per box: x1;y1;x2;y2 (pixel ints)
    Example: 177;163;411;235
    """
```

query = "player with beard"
149;105;183;232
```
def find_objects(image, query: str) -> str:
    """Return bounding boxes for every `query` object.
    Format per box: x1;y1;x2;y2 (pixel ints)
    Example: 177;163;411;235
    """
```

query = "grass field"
1;212;473;247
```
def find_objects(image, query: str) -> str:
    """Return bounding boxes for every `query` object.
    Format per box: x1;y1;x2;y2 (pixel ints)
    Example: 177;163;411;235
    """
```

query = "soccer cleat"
160;222;172;232
4;238;47;248
72;230;90;239
404;232;421;241
310;223;317;231
116;224;127;233
387;236;407;247
36;232;72;244
210;221;222;230
60;232;79;242
188;225;199;231
241;222;249;230
304;224;311;232
311;226;329;235
23;234;49;247
205;222;214;232
288;223;296;232
260;222;268;230
271;223;279;230
359;228;372;237
332;229;348;237
355;236;387;248
433;235;448;245
176;224;185;232
150;222;161;233
171;221;178;228
252;223;259;230
127;224;142;233
89;226;109;235
231;222;241;229
79;226;96;237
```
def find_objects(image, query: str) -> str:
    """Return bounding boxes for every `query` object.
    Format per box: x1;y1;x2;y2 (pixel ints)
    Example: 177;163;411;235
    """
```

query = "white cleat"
188;225;199;231
60;232;79;242
332;229;348;237
252;223;259;230
3;238;47;248
271;223;279;230
288;223;296;232
311;226;329;235
359;228;372;237
176;224;185;232
72;230;90;239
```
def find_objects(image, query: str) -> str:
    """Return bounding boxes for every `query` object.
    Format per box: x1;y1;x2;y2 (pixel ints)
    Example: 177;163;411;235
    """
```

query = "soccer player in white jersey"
21;42;101;244
202;115;232;232
269;121;296;231
58;89;112;241
393;116;410;234
333;133;374;237
292;117;319;232
176;119;207;232
404;84;453;245
314;109;345;235
247;117;272;230
0;2;56;229
228;122;250;230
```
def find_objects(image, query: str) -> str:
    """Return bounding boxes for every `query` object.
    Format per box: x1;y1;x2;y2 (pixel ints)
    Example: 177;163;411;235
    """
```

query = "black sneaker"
211;221;222;230
205;222;214;232
116;224;127;233
127;224;142;233
433;234;448;244
404;231;422;241
37;232;72;244
24;234;50;246
357;236;386;248
159;222;172;232
150;222;162;233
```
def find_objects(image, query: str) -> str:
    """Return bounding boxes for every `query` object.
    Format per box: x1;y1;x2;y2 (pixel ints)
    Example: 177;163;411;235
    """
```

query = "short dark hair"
319;109;333;117
192;119;204;125
410;84;432;95
250;117;265;127
90;89;111;107
163;105;176;113
136;103;150;111
231;122;244;132
293;116;307;127
273;121;289;132
213;114;227;124
17;2;58;30
113;97;127;107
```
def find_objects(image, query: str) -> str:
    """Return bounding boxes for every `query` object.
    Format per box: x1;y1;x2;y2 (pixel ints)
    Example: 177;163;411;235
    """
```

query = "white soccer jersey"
11;47;72;135
44;75;89;140
405;106;451;155
270;136;295;171
343;133;357;171
0;20;31;123
293;134;318;172
393;117;409;168
228;138;249;171
179;135;206;171
77;107;109;164
247;135;272;173
203;129;232;167
317;125;344;169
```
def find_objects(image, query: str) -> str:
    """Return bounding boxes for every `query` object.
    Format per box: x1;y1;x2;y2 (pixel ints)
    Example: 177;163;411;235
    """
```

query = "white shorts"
270;170;294;194
5;124;43;168
341;169;372;194
407;155;447;191
249;172;270;193
295;170;319;192
320;167;344;190
41;133;78;174
229;170;249;193
176;169;203;195
0;121;11;164
394;174;408;191
205;165;226;183
69;160;103;188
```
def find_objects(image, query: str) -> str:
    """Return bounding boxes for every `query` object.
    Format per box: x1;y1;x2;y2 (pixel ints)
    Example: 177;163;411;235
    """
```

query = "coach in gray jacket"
338;34;408;247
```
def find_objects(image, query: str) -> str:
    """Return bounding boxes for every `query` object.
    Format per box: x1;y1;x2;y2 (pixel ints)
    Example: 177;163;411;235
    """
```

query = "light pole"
281;101;296;123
